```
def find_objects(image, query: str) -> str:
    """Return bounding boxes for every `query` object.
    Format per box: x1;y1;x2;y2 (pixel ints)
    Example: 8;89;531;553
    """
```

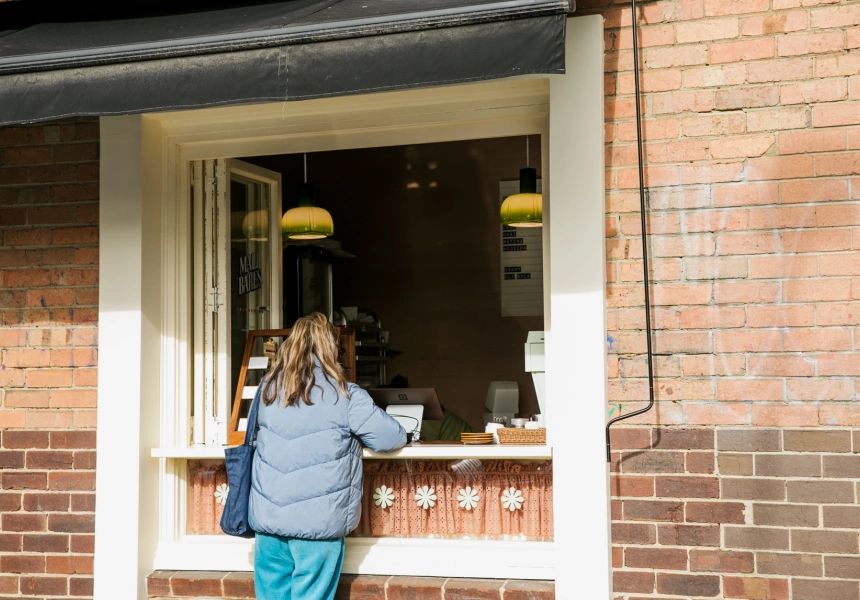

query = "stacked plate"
461;432;495;445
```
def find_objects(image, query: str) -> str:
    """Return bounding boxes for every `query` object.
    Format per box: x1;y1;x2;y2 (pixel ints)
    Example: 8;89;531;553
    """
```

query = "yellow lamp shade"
241;209;269;238
282;185;333;239
500;167;542;227
500;192;542;227
282;206;334;239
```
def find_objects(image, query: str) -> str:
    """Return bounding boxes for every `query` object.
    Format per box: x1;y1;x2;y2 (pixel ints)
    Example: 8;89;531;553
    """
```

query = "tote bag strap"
243;384;263;447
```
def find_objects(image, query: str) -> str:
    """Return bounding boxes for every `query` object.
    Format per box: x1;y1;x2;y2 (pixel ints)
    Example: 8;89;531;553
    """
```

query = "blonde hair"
263;312;349;407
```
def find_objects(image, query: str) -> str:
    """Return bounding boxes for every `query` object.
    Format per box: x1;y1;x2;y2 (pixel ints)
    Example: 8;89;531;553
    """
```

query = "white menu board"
499;179;544;317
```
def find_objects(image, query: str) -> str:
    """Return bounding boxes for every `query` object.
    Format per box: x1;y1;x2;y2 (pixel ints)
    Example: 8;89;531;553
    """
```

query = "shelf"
151;444;552;461
355;341;403;353
355;355;390;363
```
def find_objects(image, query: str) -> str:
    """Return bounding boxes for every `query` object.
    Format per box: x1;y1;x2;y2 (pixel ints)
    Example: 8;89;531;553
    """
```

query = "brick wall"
573;0;860;597
4;1;860;598
0;119;98;599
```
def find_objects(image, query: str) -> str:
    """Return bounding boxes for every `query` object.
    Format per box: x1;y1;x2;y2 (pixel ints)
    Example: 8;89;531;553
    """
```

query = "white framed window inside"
190;159;282;446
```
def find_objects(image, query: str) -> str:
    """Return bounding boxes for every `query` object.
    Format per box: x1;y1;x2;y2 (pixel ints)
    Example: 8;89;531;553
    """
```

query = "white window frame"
191;159;283;446
94;16;608;600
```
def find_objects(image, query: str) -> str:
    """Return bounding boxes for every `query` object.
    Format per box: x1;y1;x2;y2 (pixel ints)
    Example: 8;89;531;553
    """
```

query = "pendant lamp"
282;154;334;240
500;136;542;228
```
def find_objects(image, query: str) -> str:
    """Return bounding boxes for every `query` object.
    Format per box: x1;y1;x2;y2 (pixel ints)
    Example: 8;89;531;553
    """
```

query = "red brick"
2;513;46;532
793;579;859;600
778;30;844;57
712;134;775;159
0;554;45;574
5;147;52;166
2;472;46;491
685;209;749;233
0;533;22;552
747;107;810;133
46;555;93;574
611;476;654;498
656;476;719;499
22;493;70;512
683;114;746;138
626;547;688;570
613;571;654;594
817;152;860;177
711;38;774;64
715;282;779;304
742;9;808;34
611;522;655;545
47;471;95;491
651;90;714;114
686;403;749;425
680;307;745;329
752;404;819;427
785;329;852;351
2;431;48;449
658;524;720;547
47;513;94;533
657;573;720;597
623;500;684;522
49;431;96;449
715;331;781;353
724;576;789;600
782;178;848;203
70;576;95;597
780;128;846;155
784;278;851;302
19;576;67;596
748;155;813;181
819;353;860;376
22;534;68;553
749;58;813;83
690;550;754;573
616;70;683;94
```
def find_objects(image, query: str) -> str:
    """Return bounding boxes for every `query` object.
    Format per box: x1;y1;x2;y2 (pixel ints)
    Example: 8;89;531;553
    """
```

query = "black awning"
0;0;570;126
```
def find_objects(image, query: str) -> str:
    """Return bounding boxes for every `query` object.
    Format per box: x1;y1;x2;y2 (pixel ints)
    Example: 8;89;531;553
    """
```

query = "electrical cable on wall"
605;0;655;463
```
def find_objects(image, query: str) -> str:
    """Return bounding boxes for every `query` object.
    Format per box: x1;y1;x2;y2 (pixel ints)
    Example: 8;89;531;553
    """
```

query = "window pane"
229;175;272;412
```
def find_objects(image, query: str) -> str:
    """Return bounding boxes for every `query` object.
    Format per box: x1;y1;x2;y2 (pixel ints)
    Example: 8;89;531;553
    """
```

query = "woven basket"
497;427;546;445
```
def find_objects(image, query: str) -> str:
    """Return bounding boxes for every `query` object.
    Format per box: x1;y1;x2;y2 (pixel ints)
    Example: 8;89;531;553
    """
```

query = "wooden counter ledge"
151;443;552;461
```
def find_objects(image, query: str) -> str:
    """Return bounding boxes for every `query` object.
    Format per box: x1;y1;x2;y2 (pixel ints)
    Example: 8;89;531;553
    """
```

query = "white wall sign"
500;179;543;317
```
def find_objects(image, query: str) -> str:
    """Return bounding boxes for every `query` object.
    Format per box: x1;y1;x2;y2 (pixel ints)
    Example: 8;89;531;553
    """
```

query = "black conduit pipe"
605;0;655;463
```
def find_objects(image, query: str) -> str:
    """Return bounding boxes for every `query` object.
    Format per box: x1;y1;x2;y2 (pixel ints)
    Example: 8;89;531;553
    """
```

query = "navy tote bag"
220;386;261;537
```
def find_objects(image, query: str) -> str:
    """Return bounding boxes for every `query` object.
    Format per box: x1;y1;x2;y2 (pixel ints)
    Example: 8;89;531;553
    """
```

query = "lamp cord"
303;153;307;184
605;0;655;463
526;135;530;167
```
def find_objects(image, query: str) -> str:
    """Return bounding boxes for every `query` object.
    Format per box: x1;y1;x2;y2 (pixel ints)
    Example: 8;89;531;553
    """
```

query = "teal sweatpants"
254;532;344;600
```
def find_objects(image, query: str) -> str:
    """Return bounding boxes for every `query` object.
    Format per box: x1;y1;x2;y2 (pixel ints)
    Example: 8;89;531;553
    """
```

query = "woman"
249;313;407;599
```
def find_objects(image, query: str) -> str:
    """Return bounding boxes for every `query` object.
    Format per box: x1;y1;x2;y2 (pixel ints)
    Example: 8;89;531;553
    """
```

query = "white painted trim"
153;537;554;580
95;115;163;599
96;19;609;595
547;15;611;600
343;538;555;580
151;444;553;460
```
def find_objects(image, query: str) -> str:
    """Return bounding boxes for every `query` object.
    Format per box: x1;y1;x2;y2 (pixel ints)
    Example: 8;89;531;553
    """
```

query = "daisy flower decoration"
457;487;480;511
415;486;437;510
214;483;229;506
373;486;395;509
501;487;523;512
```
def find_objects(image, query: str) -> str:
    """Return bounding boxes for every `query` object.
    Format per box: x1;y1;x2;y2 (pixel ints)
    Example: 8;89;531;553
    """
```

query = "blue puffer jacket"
248;368;406;540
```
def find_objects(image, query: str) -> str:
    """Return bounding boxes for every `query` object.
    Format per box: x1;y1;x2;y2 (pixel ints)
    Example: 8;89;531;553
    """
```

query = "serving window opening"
232;136;545;433
189;135;552;542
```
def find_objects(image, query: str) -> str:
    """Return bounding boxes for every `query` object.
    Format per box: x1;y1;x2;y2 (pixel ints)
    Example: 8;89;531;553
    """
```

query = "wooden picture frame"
227;327;356;445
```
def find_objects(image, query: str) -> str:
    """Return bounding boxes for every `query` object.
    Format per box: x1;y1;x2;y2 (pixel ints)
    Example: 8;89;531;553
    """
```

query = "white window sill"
154;536;555;580
150;444;552;460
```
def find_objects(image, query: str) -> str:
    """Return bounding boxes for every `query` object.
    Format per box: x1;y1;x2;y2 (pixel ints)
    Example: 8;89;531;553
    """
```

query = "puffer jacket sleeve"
347;384;407;452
